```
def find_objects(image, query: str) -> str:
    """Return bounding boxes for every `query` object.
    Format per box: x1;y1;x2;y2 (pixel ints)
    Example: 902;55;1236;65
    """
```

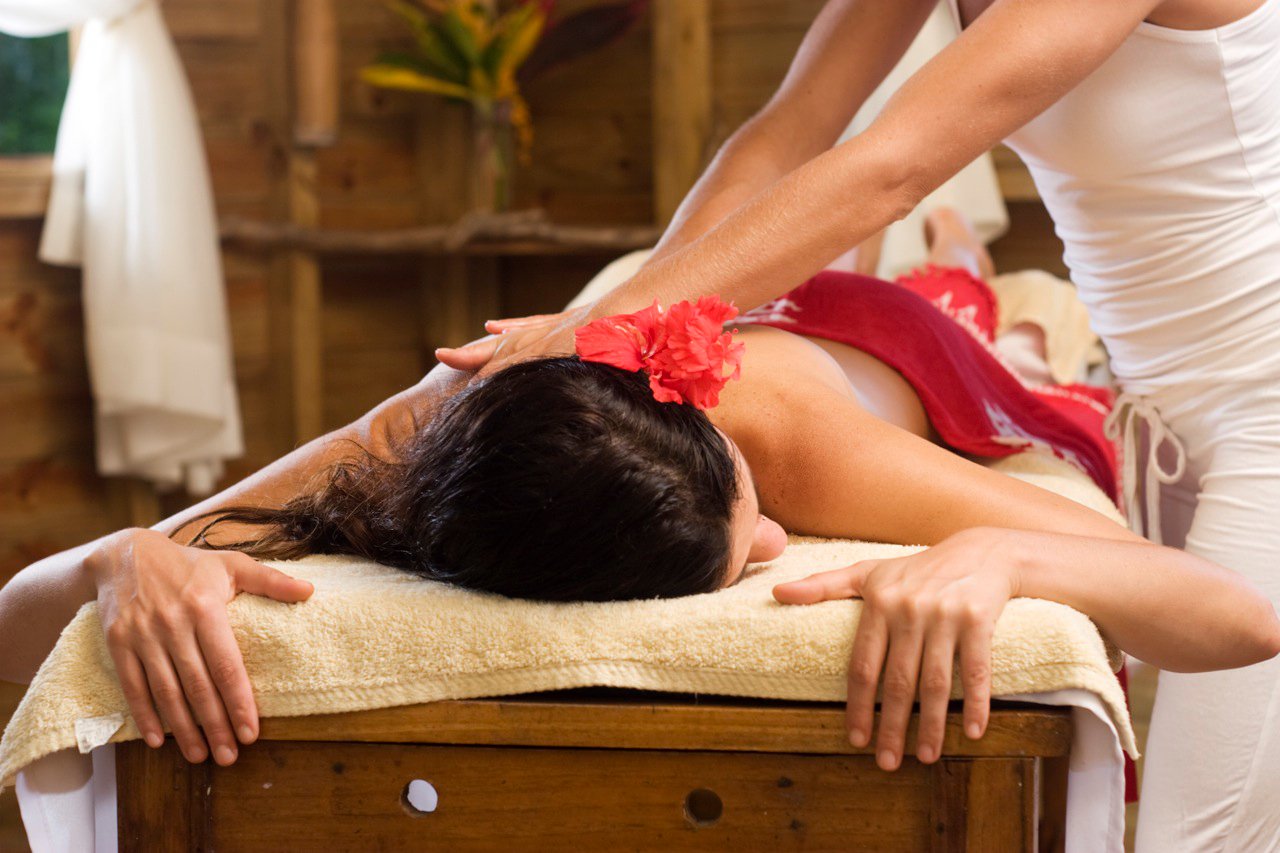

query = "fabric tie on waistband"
1103;393;1187;544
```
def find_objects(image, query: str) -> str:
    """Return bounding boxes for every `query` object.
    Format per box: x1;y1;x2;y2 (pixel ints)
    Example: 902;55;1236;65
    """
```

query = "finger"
845;605;888;750
195;606;259;746
876;617;926;771
137;647;207;763
107;641;165;748
434;337;500;371
774;562;874;605
169;633;239;766
915;626;957;764
232;553;313;603
960;619;995;740
484;314;559;333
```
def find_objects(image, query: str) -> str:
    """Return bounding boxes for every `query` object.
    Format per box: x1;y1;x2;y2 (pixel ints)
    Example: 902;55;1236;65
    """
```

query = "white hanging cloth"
0;0;242;494
829;1;1010;277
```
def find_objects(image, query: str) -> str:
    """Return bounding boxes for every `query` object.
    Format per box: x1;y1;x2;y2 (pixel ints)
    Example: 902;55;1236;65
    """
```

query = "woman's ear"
749;514;788;563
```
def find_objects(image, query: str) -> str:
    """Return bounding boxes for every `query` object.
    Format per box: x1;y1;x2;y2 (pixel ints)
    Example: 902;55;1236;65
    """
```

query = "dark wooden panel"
117;737;209;853
206;741;934;852
256;699;1073;760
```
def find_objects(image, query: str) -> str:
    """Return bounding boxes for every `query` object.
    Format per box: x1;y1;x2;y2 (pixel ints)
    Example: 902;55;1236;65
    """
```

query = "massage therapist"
441;0;1280;848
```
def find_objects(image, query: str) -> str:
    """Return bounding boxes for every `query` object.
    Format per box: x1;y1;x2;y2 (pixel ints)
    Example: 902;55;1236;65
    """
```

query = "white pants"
1131;380;1280;851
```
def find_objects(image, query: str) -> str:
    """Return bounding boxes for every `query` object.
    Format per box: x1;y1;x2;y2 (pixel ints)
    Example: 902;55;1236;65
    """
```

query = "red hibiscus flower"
574;296;744;410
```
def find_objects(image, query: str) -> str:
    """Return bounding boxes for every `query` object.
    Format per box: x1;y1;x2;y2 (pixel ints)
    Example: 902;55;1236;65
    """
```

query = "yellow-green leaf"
443;2;489;61
468;65;496;100
494;7;544;82
360;64;473;100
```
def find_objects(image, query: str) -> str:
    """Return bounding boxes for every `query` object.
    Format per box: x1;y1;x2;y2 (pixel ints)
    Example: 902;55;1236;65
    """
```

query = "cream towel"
990;270;1105;385
0;452;1135;790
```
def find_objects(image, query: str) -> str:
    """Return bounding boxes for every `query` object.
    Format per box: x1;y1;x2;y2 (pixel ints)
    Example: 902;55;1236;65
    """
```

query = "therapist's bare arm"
605;0;1159;315
646;0;934;265
457;0;1159;374
0;364;468;763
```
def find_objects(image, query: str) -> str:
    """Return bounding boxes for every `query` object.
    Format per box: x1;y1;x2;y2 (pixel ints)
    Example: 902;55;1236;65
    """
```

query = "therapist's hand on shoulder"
86;528;314;766
434;303;590;377
772;527;1020;773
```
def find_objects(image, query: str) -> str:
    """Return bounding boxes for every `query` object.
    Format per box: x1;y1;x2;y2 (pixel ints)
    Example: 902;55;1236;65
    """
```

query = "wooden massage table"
5;455;1133;852
116;691;1070;852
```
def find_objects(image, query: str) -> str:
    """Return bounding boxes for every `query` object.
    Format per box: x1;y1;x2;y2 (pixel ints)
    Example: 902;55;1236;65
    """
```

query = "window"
0;32;70;218
0;32;70;155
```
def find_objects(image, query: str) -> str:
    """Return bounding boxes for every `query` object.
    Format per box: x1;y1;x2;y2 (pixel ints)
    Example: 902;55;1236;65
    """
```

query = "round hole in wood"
684;788;723;826
402;779;439;815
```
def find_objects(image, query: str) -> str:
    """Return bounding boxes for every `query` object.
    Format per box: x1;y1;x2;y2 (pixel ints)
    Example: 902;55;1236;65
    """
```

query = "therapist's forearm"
601;130;916;317
593;0;1157;321
647;117;831;267
644;0;935;271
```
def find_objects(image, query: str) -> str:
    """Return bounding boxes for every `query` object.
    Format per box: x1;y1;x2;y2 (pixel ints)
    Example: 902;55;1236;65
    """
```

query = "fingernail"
967;722;982;739
918;744;936;763
187;747;208;763
848;729;867;748
238;725;256;744
878;749;899;771
215;745;237;765
144;731;163;748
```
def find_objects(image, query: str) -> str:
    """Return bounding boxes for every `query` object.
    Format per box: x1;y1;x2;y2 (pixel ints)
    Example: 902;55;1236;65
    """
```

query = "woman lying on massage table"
1;213;1277;779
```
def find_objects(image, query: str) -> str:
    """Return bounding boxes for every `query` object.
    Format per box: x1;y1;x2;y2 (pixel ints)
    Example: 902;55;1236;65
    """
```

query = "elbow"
838;133;931;227
882;161;930;225
1236;601;1280;669
1259;612;1280;664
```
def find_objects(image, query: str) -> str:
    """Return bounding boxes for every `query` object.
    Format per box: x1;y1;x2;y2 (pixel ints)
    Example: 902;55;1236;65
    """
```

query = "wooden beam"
650;0;712;225
419;102;499;350
220;210;662;255
255;698;1074;758
286;151;325;442
292;0;340;147
0;157;52;221
282;0;341;444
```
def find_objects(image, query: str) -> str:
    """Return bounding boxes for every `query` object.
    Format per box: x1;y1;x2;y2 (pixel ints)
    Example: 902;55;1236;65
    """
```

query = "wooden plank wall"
0;2;1064;847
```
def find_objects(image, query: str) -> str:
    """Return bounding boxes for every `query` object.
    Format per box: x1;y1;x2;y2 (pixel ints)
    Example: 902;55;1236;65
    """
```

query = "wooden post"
116;740;209;851
416;104;500;353
283;0;340;443
286;153;325;441
293;0;340;147
650;0;712;225
108;478;162;529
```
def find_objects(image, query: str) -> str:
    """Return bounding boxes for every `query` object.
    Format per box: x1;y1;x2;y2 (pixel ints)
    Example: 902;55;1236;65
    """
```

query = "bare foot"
854;228;886;276
923;208;995;280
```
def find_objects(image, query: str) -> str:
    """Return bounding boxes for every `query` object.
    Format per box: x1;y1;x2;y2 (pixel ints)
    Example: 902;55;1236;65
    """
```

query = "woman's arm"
161;365;471;540
607;0;1161;315
754;384;1280;770
0;361;464;682
0;363;470;764
645;0;934;265
753;383;1280;667
451;0;1161;376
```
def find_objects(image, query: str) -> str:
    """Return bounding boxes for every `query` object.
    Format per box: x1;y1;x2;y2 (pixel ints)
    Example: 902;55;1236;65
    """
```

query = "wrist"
84;527;152;589
990;528;1046;601
956;526;1029;600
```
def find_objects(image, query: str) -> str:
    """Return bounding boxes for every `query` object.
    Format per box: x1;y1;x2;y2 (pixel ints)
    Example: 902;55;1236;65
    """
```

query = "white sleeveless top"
949;0;1280;394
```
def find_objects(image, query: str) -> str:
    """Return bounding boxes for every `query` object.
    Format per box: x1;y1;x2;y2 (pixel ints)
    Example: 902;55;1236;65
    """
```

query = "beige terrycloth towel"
0;452;1135;790
990;270;1106;385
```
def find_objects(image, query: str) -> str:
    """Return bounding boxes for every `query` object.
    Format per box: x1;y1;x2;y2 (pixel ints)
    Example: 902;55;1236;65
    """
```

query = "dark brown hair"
190;357;740;602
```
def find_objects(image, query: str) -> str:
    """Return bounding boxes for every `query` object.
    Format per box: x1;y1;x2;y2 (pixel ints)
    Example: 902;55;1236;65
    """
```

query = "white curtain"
830;1;1009;277
0;0;242;494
